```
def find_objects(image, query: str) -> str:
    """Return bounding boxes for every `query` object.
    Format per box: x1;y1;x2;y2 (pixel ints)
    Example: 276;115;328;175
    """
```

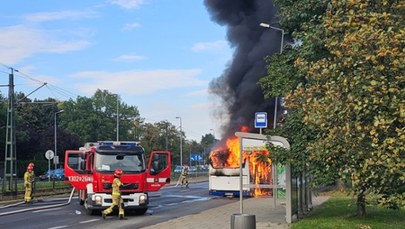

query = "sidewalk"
145;176;330;229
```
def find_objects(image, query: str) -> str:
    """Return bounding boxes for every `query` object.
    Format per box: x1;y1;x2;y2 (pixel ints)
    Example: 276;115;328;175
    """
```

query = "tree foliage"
60;89;141;143
263;0;404;215
0;88;212;176
260;0;330;184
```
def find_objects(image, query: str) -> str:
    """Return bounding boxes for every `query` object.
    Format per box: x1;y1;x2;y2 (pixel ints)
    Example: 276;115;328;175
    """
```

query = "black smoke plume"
204;0;281;139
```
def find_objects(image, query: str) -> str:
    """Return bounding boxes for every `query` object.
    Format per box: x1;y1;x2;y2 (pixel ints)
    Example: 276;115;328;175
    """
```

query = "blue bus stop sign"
255;112;267;128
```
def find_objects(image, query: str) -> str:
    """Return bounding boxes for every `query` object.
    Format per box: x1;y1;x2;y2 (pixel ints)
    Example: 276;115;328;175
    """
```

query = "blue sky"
0;0;233;141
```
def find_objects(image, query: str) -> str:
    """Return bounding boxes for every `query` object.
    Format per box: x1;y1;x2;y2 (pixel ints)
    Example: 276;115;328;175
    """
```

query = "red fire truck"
64;141;171;215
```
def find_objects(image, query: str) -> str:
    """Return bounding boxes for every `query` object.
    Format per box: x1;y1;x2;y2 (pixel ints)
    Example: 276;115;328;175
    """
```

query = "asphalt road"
0;181;238;229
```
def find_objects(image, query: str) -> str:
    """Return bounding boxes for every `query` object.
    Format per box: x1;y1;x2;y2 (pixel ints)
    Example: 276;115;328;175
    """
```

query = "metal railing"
0;177;71;201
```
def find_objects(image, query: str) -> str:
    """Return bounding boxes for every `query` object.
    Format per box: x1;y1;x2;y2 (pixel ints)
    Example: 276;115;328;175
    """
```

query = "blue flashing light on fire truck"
64;141;171;215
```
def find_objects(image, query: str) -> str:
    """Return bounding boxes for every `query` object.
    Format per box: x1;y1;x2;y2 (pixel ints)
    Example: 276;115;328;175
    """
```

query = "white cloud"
122;22;140;31
45;40;91;53
0;26;43;64
108;0;144;9
71;69;206;95
191;40;229;52
113;54;146;62
0;25;91;64
24;10;98;22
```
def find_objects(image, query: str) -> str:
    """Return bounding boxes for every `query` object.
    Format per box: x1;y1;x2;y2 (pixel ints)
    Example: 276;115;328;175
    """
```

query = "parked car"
39;169;65;181
174;165;183;173
52;169;65;180
174;165;197;173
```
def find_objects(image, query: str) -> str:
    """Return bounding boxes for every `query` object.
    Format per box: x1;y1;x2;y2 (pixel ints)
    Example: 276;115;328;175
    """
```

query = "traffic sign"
45;150;55;160
190;153;202;161
53;155;59;165
255;112;267;128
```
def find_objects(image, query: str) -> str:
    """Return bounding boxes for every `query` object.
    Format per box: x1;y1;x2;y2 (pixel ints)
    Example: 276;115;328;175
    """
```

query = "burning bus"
208;135;273;197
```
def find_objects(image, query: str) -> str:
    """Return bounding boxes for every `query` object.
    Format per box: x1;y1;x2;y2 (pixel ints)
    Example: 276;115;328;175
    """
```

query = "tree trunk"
337;179;345;192
356;192;366;217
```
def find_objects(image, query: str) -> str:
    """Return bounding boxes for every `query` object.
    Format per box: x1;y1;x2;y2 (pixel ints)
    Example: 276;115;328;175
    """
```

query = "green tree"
139;121;182;164
261;0;404;216
60;89;141;143
259;0;330;188
201;133;216;147
284;0;404;215
15;95;62;160
200;133;215;163
0;92;81;174
0;94;9;161
183;139;203;166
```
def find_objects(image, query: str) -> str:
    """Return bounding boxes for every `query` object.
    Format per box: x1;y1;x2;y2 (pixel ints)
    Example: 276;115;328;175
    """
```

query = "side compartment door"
146;151;171;192
64;150;93;190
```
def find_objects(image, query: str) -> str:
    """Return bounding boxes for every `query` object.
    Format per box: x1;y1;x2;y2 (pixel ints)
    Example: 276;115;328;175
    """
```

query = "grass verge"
292;192;404;229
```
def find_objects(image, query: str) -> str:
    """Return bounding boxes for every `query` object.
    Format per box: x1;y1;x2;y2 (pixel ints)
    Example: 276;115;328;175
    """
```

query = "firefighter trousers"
181;175;189;187
103;194;124;217
24;185;32;202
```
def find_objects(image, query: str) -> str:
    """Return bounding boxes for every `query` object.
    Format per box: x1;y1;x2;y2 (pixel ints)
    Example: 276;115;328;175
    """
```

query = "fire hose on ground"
0;187;76;216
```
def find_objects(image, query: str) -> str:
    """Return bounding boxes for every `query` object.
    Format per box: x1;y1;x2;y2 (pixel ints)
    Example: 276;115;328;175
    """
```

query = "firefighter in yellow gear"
24;162;35;203
102;169;126;220
180;165;189;188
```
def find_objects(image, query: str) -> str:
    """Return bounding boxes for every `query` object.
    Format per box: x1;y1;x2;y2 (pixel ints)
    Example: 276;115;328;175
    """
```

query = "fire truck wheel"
85;207;94;215
84;199;94;215
135;208;148;215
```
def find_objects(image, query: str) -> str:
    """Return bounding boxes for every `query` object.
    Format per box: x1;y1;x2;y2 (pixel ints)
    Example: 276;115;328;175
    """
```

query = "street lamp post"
260;22;285;209
54;110;64;170
176;116;183;166
115;94;119;141
165;123;169;151
259;22;284;129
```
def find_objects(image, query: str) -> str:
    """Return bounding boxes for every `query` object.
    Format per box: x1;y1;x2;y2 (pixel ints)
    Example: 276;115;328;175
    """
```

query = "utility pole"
176;117;183;166
116;94;119;141
2;68;17;195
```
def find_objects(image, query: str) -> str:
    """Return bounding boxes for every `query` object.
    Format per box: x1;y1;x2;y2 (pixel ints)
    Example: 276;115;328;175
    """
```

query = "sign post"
53;155;59;170
254;112;267;134
45;150;55;182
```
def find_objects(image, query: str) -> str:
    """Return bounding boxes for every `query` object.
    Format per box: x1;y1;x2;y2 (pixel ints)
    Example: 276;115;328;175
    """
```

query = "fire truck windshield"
95;153;145;173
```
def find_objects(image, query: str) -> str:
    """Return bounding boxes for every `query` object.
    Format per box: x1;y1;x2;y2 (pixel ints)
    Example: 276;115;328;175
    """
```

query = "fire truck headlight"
139;194;147;204
95;195;103;205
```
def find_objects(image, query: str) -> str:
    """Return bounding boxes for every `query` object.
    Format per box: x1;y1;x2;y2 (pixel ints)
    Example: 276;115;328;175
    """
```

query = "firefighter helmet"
114;169;123;177
27;162;34;171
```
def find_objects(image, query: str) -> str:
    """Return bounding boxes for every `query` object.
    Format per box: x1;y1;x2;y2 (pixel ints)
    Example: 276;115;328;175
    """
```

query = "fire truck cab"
64;141;171;215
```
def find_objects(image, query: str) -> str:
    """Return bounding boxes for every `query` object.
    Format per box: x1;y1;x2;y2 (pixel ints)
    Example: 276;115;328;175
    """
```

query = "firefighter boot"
102;212;106;220
119;214;127;220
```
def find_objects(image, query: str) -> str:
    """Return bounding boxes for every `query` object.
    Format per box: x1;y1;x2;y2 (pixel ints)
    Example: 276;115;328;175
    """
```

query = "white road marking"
80;219;100;224
33;207;62;213
47;226;68;229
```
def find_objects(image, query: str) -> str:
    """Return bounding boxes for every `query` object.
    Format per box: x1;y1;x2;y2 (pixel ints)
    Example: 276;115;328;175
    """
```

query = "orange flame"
209;127;273;197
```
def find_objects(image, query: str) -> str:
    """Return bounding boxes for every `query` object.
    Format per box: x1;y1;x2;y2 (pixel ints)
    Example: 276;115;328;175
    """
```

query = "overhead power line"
0;63;80;101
